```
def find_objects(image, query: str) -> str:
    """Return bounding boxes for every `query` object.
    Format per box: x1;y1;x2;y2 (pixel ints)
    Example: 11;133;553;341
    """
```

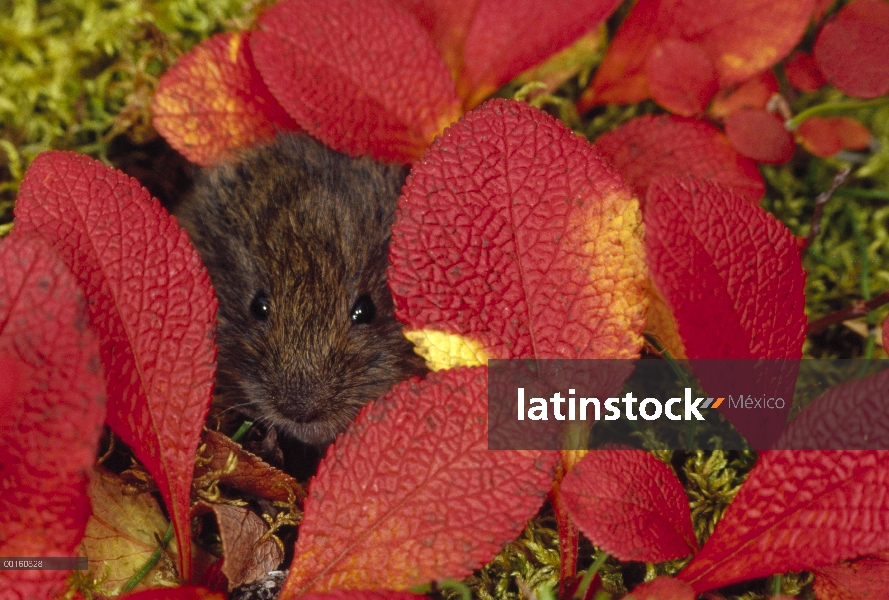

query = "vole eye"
350;294;376;325
249;292;270;322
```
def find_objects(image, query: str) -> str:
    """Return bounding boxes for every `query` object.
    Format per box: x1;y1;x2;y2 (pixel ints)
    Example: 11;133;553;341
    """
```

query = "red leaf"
832;116;873;149
579;0;671;107
251;0;462;163
814;553;889;600
814;0;889;98
708;70;780;119
394;0;620;109
581;0;813;108
784;50;827;92
0;233;106;598
796;116;870;157
593;115;765;204
797;115;843;157
121;587;226;600
680;0;814;86
388;99;647;360
561;450;697;562
279;367;557;594
646;39;718;116
813;0;836;21
152;32;299;166
678;451;889;592
775;367;889;450
644;176;806;360
14;152;218;581
724;108;795;164
621;577;696;600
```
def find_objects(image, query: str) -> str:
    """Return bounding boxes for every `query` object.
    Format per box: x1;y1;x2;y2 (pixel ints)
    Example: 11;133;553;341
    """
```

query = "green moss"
0;0;259;218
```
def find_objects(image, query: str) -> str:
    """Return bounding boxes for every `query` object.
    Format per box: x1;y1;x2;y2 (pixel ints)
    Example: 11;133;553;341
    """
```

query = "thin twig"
807;290;889;334
801;167;850;253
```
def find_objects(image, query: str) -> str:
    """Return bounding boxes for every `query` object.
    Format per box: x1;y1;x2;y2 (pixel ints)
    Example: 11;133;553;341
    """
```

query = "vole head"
178;134;426;445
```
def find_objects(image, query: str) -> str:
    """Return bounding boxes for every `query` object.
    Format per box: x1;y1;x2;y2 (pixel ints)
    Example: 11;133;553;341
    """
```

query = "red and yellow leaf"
784;50;827;92
581;0;813;108
724;108;795;164
389;99;646;362
646;39;718;117
280;367;557;595
814;0;889;98
0;233;106;599
152;32;298;166
814;553;889;600
621;577;696;600
708;70;779;119
394;0;620;109
593;115;765;204
251;0;462;163
677;0;814;86
644;176;806;360
678;451;889;592
561;450;697;562
15;152;218;580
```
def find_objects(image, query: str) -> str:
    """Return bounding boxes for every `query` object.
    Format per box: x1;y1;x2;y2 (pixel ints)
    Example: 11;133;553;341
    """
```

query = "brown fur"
177;133;427;445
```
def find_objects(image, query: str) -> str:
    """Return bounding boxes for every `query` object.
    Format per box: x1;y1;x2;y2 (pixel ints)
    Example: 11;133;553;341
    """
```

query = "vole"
176;133;427;448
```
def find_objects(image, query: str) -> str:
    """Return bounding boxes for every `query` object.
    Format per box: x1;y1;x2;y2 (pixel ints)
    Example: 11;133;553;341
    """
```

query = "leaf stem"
771;573;783;596
121;523;175;591
574;551;608;599
807;290;889;334
231;420;253;443
832;188;889;202
786;96;889;129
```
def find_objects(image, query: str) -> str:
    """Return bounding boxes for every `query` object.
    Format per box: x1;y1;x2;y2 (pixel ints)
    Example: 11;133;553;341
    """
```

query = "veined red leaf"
251;0;462;163
708;71;779;119
279;367;557;595
644;176;806;360
120;587;226;600
724;108;795;164
389;99;647;360
814;553;889;600
15;152;218;581
784;50;827;92
646;39;718;117
593;115;764;205
561;450;697;562
394;0;620;109
621;577;696;600
0;232;106;598
580;0;813;108
678;451;889;592
152;32;299;166
775;367;889;450
814;0;889;98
